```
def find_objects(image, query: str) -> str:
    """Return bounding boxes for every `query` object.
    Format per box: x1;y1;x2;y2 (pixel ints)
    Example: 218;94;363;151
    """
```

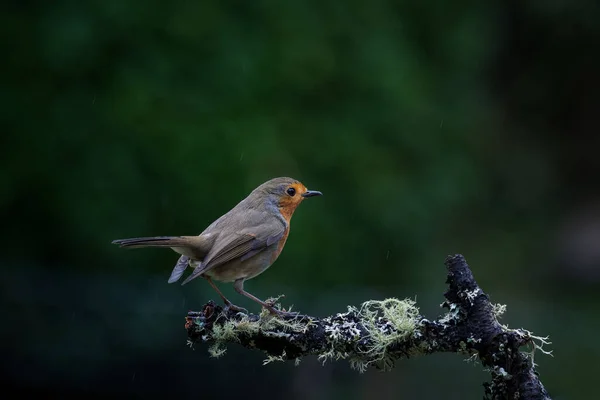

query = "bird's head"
252;177;322;220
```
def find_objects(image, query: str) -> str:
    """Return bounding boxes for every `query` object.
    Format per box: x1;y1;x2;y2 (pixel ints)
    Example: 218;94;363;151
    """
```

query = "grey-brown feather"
168;255;190;283
111;236;181;247
111;236;212;259
179;206;287;285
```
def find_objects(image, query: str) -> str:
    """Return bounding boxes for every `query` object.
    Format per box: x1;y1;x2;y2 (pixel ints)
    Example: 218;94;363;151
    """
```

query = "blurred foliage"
2;0;599;399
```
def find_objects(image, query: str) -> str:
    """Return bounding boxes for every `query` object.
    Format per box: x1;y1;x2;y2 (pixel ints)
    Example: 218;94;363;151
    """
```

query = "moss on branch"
184;254;552;400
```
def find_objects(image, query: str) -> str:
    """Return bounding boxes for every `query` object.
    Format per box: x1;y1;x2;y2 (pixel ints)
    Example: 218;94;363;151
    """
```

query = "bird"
112;177;322;315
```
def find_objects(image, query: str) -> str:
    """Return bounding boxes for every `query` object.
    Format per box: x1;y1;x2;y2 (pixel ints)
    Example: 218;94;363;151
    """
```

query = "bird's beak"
301;190;323;198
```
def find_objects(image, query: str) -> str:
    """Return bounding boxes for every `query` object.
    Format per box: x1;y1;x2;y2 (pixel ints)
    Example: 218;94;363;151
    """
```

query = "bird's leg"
233;279;298;317
203;276;247;313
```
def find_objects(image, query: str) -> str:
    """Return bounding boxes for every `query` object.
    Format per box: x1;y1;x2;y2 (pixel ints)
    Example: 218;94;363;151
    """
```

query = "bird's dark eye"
286;187;296;196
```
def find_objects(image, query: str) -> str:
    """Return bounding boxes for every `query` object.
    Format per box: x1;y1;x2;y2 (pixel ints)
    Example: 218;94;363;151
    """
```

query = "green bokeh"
2;1;598;399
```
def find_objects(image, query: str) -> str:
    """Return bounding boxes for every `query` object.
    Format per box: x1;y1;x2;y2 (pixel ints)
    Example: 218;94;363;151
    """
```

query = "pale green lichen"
466;335;482;345
513;328;553;367
349;356;368;373
464;352;480;365
263;350;287;365
492;303;507;319
464;288;482;305
439;303;461;326
202;297;420;373
204;299;314;358
317;348;351;366
459;336;481;364
212;320;240;343
235;315;261;336
319;298;420;373
208;342;227;358
496;315;552;367
260;313;315;334
356;298;419;366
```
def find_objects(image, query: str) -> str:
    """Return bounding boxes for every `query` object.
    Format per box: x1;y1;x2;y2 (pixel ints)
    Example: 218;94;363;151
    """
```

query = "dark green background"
2;1;598;399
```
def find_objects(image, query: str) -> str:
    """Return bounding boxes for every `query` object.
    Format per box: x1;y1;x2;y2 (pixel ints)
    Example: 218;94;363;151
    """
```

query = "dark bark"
185;254;551;400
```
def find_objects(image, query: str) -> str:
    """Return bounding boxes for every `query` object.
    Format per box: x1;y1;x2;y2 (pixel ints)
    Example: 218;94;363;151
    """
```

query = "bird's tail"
112;236;202;284
112;236;190;249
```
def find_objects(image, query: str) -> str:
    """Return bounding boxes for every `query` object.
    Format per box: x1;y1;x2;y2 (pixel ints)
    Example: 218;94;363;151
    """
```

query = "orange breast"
278;198;301;222
271;225;290;263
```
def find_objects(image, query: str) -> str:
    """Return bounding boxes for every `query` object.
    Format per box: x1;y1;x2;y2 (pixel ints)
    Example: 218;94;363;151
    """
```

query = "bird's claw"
277;311;300;318
264;294;286;308
223;303;248;314
267;307;306;319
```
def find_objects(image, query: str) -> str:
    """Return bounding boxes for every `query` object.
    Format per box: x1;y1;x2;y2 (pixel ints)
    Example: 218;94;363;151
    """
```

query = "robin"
112;177;322;315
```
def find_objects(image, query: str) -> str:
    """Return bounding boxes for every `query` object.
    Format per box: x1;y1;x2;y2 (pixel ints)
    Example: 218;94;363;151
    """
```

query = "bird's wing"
180;220;286;285
168;255;190;284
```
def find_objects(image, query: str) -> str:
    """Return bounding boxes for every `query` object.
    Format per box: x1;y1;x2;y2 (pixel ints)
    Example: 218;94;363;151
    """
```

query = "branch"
184;254;552;400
